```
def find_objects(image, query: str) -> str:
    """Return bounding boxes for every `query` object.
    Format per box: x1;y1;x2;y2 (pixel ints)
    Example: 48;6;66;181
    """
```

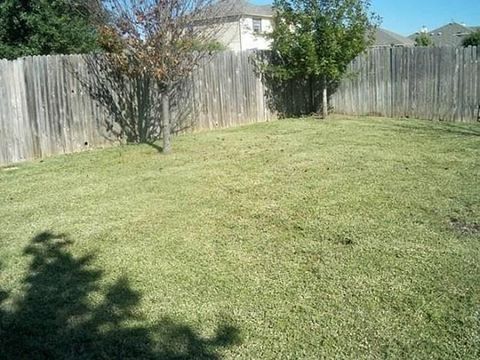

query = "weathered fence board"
331;46;480;122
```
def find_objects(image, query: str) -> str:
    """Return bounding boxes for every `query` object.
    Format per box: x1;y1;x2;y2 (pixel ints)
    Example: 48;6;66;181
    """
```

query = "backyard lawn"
0;116;479;359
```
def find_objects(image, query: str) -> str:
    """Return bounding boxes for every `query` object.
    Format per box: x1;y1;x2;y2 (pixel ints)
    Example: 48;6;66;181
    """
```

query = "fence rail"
331;46;480;122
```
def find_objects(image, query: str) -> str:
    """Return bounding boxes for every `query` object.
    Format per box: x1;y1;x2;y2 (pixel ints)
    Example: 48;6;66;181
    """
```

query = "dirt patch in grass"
449;217;480;236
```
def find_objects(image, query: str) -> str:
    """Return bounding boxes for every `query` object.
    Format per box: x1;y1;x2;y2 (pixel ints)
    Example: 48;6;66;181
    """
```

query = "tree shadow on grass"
384;120;480;138
0;232;240;359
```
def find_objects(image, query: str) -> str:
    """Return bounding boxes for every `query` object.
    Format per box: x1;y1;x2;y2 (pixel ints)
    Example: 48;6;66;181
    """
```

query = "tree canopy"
0;0;101;59
462;30;480;47
269;0;378;81
414;32;433;47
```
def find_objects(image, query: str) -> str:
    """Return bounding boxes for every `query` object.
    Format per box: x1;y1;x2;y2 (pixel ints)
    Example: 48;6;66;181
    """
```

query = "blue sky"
252;0;480;36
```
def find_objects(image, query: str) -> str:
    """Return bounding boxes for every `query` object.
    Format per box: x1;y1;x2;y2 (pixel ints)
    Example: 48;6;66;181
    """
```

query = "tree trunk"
162;92;171;154
322;82;328;119
310;77;315;114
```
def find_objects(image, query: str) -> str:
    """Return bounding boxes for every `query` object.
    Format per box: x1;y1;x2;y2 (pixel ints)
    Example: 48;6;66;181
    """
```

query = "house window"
253;18;262;34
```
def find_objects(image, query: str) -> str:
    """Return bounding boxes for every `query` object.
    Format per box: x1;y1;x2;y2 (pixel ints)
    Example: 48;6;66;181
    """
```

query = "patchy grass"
0;116;479;359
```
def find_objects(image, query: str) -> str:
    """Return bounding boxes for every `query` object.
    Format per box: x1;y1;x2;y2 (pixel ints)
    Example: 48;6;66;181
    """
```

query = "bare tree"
89;0;231;153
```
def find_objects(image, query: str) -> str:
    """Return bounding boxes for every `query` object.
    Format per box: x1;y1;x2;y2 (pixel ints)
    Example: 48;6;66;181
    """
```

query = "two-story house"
212;1;414;51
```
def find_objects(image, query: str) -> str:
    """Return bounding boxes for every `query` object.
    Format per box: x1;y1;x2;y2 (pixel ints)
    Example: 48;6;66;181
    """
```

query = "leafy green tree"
0;0;101;60
268;0;379;118
462;30;480;47
414;32;433;47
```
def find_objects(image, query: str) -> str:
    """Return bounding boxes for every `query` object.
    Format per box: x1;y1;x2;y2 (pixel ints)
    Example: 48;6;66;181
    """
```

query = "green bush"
415;33;434;47
462;30;480;47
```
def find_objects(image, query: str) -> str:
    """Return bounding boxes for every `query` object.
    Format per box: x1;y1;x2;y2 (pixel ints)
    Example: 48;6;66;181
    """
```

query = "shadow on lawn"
387;120;480;137
0;232;240;359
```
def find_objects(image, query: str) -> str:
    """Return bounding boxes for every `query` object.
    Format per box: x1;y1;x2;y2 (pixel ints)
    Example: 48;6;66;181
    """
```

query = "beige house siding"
216;16;273;51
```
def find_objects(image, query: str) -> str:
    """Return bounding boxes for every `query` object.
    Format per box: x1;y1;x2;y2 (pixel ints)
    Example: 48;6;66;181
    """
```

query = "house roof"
242;2;273;17
216;0;273;18
373;28;414;47
408;22;478;47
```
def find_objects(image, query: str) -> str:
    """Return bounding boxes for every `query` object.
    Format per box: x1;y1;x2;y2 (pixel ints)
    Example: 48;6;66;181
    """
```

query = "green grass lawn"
1;116;479;359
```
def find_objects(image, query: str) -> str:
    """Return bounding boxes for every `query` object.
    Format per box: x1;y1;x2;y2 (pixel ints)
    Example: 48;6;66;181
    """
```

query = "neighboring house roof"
408;22;478;47
215;0;273;18
373;28;415;47
241;1;273;17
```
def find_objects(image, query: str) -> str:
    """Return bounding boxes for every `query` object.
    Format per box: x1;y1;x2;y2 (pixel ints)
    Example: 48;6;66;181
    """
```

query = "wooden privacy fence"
0;51;274;166
331;46;480;122
1;47;479;166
